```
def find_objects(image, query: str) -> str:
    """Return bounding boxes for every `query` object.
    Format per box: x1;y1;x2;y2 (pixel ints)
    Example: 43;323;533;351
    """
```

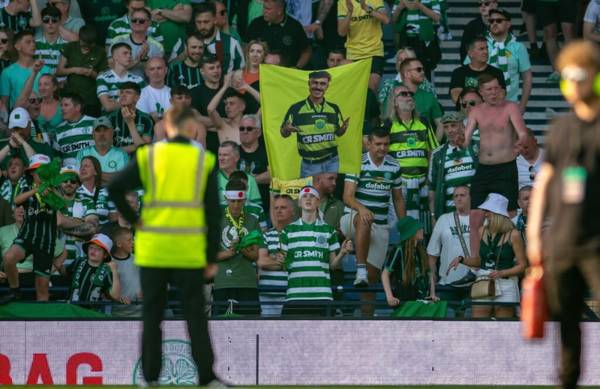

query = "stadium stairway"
382;0;571;142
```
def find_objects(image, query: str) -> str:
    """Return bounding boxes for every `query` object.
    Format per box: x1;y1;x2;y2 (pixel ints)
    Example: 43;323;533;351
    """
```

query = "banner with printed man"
260;60;370;180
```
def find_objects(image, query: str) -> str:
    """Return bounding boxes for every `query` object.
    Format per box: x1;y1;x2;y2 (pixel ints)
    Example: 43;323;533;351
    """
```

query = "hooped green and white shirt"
281;218;339;301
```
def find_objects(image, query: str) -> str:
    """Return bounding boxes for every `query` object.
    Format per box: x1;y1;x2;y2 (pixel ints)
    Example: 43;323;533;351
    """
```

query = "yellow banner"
260;60;370;180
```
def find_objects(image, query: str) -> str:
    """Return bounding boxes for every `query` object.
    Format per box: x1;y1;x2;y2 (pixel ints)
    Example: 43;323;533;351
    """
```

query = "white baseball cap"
9;107;32;129
84;234;114;261
478;193;510;218
26;154;51;171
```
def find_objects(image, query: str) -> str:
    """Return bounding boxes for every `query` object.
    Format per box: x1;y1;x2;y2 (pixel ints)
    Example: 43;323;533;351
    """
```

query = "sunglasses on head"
489;18;507;24
396;91;414;97
239;126;255;132
131;18;148;24
29;97;42;104
42;16;60;24
461;100;478;108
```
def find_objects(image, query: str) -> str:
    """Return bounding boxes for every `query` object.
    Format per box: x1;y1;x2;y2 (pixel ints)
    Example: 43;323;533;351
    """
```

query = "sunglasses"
410;67;424;73
528;165;536;181
131;18;149;24
479;1;495;6
461;100;478;108
489;18;507;24
64;179;79;184
42;16;60;24
396;91;414;97
29;97;42;104
0;38;8;44
239;126;256;132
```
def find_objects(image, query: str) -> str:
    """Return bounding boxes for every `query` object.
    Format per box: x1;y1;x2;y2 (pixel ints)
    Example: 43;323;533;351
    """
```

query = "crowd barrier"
2;320;600;385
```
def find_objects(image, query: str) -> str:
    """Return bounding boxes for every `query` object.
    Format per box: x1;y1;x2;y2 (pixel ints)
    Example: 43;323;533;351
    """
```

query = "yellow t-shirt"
270;176;313;200
337;0;385;60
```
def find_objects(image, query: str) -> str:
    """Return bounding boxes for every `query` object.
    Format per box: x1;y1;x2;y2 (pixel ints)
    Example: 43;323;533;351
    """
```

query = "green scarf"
487;32;517;97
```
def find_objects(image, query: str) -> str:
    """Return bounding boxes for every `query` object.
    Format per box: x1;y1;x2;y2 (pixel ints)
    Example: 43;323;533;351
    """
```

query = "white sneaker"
353;268;369;287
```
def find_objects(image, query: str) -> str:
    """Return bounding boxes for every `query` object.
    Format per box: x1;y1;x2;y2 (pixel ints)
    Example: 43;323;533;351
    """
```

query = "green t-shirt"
76;146;130;173
0;141;54;170
214;208;260;290
0;63;52;108
414;88;443;125
61;41;108;105
147;0;191;54
281;218;340;301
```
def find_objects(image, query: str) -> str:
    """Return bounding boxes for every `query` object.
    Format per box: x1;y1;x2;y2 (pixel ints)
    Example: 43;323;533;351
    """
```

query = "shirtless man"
462;73;528;253
207;72;255;144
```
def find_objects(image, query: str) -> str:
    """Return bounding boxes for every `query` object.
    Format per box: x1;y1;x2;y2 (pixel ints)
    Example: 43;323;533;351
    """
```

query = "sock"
356;264;367;277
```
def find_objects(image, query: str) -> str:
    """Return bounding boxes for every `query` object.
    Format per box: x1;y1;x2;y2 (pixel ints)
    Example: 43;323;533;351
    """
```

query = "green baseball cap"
441;112;465;124
396;216;423;242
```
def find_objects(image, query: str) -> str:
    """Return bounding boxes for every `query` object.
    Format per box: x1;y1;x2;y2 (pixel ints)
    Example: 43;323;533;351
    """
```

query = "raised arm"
462;109;478;147
207;74;232;130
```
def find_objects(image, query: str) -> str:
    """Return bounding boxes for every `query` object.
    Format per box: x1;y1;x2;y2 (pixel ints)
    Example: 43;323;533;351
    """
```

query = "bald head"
145;57;167;86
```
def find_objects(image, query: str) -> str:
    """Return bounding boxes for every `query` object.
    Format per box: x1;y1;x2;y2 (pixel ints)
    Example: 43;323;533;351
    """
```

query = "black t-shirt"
239;140;268;175
449;64;506;95
544;113;600;259
246;15;309;67
460;17;487;63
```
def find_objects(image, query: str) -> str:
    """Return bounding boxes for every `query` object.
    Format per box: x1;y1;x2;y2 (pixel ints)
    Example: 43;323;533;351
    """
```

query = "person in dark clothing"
459;0;497;63
245;0;311;69
527;40;600;389
107;106;224;387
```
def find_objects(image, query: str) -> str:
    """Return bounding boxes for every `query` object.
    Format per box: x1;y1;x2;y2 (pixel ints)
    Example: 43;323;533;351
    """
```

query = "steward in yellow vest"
107;106;223;386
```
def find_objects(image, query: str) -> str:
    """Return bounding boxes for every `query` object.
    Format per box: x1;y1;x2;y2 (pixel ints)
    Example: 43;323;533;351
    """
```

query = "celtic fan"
280;186;352;316
280;71;349;178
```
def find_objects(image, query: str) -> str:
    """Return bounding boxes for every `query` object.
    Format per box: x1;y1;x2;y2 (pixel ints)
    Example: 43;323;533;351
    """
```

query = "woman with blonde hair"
242;40;268;86
448;193;527;319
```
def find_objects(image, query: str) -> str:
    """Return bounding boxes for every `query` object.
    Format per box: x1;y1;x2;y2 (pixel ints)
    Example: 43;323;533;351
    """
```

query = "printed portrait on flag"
260;59;370;180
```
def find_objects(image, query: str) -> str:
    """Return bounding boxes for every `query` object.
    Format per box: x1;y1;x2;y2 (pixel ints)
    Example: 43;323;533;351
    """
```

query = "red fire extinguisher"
521;265;548;339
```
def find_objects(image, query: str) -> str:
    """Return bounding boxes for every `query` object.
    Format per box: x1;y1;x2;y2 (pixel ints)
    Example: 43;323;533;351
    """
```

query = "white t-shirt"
584;1;600;33
516;149;544;190
427;212;471;285
136;85;172;119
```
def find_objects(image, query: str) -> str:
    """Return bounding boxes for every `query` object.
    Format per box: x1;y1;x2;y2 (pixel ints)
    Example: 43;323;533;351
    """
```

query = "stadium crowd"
0;0;588;318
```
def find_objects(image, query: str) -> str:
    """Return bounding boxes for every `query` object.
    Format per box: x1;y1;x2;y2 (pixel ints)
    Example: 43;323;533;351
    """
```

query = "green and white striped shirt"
53;115;96;163
258;228;287;297
96;69;146;103
0;179;14;206
75;185;115;225
428;144;476;213
204;30;245;74
35;35;67;73
105;14;162;46
281;218;339;301
345;153;402;225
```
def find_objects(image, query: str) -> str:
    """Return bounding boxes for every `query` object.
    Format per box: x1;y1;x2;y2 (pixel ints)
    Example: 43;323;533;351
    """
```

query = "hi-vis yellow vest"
135;141;215;268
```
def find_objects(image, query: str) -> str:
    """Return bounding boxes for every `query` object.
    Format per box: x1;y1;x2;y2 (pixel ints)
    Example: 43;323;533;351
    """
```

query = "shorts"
13;238;53;278
340;212;389;270
300;155;339;178
521;0;536;14
370;56;384;76
472;276;520;304
471;160;518;211
537;0;576;27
